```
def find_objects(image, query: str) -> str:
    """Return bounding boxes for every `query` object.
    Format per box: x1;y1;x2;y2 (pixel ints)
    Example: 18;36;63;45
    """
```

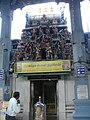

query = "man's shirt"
6;97;20;116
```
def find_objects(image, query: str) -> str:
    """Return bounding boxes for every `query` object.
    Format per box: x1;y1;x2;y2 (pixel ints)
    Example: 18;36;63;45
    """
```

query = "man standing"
6;91;21;120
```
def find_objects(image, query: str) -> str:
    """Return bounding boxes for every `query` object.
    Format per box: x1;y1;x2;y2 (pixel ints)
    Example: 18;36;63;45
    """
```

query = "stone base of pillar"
73;100;90;120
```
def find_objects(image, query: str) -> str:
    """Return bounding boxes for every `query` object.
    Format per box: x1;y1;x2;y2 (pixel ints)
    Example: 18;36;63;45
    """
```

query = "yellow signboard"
14;60;71;74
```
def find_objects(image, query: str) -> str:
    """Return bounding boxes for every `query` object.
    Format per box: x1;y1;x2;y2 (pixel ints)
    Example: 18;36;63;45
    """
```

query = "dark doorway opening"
40;48;46;60
30;80;57;120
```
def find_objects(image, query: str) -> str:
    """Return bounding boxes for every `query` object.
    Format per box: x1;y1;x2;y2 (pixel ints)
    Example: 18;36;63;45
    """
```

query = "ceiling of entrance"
0;0;85;10
10;0;55;10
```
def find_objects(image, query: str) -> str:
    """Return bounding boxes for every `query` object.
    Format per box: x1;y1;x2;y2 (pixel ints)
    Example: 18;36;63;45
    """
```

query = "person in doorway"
6;91;21;120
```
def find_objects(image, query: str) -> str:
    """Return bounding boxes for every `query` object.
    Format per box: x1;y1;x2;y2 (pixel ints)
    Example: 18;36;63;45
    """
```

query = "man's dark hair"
13;91;20;99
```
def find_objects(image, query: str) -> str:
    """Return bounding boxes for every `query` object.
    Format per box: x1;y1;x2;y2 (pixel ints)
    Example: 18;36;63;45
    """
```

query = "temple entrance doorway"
30;80;57;120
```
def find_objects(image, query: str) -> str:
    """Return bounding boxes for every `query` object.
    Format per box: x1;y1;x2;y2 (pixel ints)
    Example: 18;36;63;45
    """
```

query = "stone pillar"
69;0;90;119
57;80;66;120
0;0;13;84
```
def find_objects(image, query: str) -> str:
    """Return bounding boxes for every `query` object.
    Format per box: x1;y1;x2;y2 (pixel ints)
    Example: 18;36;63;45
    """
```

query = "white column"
15;76;30;120
57;80;66;120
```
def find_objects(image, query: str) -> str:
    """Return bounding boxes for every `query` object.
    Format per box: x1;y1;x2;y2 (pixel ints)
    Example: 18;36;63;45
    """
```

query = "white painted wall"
13;75;30;120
